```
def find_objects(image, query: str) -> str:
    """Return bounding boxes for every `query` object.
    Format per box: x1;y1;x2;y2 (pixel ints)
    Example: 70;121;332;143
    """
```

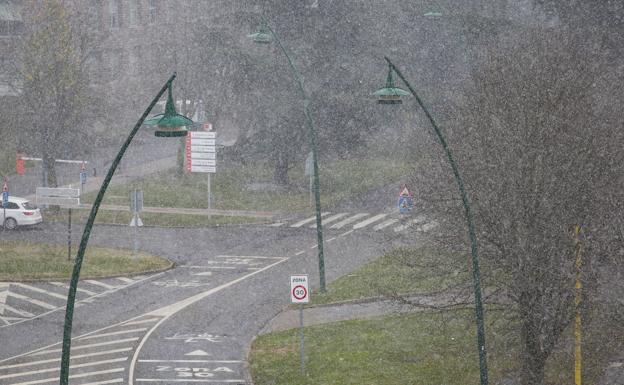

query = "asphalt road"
0;218;399;384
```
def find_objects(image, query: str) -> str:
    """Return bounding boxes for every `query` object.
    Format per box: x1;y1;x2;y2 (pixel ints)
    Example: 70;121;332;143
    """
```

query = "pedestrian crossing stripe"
271;212;436;234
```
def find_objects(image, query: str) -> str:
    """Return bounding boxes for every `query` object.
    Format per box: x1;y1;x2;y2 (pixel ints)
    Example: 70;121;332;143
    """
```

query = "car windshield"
22;202;37;210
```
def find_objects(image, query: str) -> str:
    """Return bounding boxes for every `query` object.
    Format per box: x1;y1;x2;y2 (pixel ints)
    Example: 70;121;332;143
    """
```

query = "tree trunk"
274;153;289;186
43;154;58;188
519;313;548;385
520;351;546;385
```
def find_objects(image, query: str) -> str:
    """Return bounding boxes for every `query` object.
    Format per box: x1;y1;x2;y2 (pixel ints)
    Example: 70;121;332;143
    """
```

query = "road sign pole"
67;209;72;261
299;303;305;375
207;173;211;219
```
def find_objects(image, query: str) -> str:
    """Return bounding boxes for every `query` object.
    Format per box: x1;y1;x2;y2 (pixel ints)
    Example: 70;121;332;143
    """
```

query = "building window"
129;45;142;74
109;0;120;29
128;0;139;26
148;0;158;24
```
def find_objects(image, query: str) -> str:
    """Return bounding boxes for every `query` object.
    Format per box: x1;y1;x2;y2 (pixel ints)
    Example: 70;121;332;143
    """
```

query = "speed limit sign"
290;275;309;304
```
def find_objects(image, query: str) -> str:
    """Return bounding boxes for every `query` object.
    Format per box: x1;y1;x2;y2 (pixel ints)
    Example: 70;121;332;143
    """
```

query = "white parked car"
1;196;43;230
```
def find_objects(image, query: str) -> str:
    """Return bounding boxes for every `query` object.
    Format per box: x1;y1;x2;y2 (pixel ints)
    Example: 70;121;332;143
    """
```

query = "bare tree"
16;0;91;187
407;24;623;384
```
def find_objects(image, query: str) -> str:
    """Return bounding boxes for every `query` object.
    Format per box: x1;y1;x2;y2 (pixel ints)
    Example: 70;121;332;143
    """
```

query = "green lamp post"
58;73;192;385
248;17;327;293
372;64;410;104
374;57;489;385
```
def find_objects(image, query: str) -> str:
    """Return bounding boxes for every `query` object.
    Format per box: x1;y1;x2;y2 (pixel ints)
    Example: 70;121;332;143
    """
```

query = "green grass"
250;309;519;385
81;157;411;213
0;240;171;281
311;247;469;305
43;209;265;227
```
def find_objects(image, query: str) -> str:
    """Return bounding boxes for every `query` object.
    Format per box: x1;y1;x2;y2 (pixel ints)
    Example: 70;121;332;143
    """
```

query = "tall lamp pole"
59;73;192;385
248;17;326;292
374;57;489;385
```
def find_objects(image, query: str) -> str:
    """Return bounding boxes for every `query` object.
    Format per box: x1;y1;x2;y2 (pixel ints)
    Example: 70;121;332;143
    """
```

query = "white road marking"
138;360;242;363
76;327;148;340
309;212;348;228
214;255;283;259
330;213;369;229
0;348;132;370
192;272;213;276
128;257;290;385
310;244;318;249
1;303;35;318
79;379;124;385
393;215;427;232
50;281;98;296
290;212;330;227
180;266;237;270
326;237;336;242
84;280;118;290
5;291;58;310
12;283;67;300
135;380;245;383
0;357;127;380
373;218;399;230
31;337;139;356
352;213;388;229
294;250;305;256
339;230;354;237
1;272;165;330
268;222;284;227
116;277;136;284
419;221;438;232
10;368;125;385
122;318;161;326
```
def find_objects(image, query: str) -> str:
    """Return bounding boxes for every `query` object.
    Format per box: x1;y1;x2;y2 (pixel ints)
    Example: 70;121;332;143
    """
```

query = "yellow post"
574;224;583;385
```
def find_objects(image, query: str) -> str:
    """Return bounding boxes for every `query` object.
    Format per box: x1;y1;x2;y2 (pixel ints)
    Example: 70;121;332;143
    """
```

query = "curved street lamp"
248;17;327;293
59;73;192;385
374;57;489;385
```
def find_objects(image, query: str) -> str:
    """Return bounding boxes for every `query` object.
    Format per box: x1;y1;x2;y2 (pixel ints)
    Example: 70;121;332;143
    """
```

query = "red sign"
16;155;25;176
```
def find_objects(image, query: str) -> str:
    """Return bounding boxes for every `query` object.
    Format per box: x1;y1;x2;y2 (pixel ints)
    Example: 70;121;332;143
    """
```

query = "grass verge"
311;247;469;305
0;240;171;281
81;157;411;212
250;309;519;385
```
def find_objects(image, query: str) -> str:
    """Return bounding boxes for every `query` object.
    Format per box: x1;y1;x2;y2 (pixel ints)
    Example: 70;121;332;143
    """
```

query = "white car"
1;196;43;230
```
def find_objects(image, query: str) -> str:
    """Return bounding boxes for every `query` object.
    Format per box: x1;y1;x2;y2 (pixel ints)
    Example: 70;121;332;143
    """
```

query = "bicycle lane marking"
128;256;289;385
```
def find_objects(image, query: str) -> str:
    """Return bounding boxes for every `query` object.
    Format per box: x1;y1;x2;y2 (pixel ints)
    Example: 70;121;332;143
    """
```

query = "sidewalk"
260;293;465;335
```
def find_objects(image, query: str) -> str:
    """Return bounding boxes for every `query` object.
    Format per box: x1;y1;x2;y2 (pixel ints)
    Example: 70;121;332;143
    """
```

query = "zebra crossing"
0;275;155;327
269;211;438;234
0;315;161;385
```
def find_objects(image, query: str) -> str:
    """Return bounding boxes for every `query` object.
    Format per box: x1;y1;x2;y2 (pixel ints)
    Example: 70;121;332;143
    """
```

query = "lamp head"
145;84;193;137
373;64;410;104
248;20;273;44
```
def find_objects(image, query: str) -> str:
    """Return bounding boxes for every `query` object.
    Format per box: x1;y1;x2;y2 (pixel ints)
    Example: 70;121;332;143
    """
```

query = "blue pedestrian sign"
398;185;413;214
80;171;87;185
2;181;8;208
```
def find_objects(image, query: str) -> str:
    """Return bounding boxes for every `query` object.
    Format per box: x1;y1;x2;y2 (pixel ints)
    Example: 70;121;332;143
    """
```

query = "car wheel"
4;217;17;230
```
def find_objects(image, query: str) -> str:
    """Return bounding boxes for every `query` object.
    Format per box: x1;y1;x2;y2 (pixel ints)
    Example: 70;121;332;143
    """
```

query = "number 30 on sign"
290;275;309;304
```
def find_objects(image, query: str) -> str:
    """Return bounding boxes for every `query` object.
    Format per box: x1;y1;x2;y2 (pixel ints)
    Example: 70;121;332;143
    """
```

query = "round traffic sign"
292;285;307;300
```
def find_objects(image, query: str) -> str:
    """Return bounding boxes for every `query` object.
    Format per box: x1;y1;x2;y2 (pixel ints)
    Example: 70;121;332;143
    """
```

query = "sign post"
185;130;217;216
129;189;144;259
80;162;87;195
36;187;80;260
290;274;310;375
2;181;8;230
398;184;414;214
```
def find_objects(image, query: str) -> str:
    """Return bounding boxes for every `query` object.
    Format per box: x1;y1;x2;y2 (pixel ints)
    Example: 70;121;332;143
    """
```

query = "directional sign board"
186;131;216;173
290;275;309;304
36;187;80;208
